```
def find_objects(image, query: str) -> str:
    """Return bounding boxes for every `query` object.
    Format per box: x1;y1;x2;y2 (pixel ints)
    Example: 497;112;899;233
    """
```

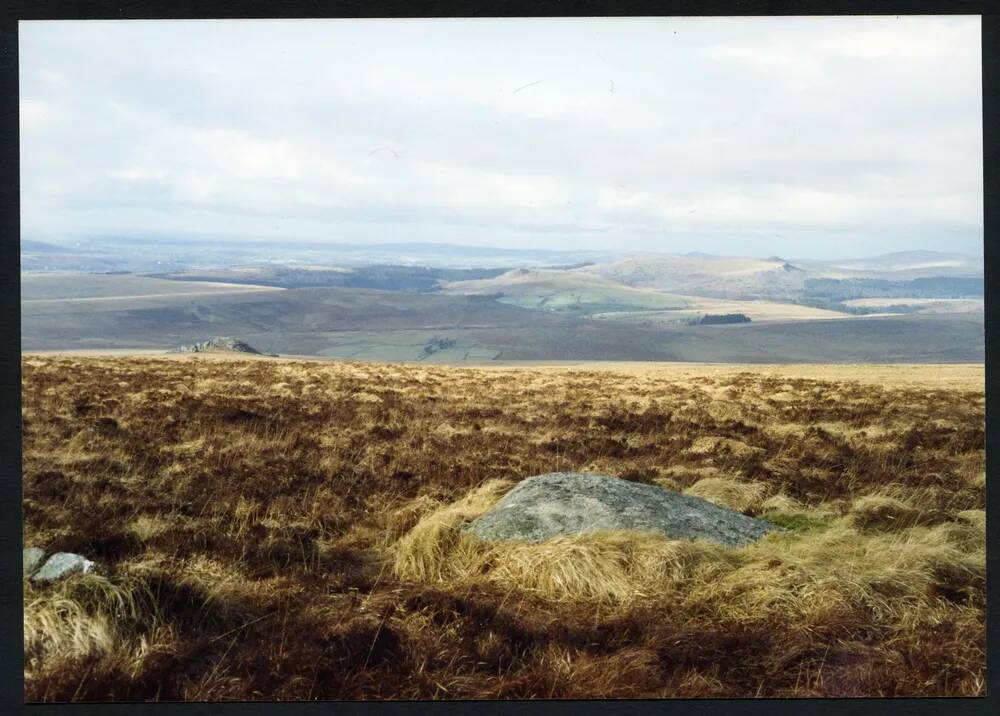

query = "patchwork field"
20;279;985;363
21;355;984;700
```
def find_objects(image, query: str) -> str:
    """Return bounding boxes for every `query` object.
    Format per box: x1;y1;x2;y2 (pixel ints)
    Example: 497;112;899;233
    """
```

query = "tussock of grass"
391;480;513;581
385;478;985;695
24;572;152;675
690;523;984;627
391;482;985;616
955;508;985;532
483;533;730;602
687;435;763;459
683;477;769;514
127;515;173;542
383;494;443;542
759;493;803;512
394;498;731;602
850;494;921;531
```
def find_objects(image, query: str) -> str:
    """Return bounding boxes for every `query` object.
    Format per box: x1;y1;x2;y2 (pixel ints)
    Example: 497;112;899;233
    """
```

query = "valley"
21;247;984;364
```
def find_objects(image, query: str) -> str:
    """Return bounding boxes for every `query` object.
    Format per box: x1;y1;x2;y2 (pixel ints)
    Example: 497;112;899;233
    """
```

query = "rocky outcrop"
169;336;267;355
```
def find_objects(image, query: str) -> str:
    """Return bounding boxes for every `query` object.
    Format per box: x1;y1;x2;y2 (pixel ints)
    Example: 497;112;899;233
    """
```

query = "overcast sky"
19;17;983;259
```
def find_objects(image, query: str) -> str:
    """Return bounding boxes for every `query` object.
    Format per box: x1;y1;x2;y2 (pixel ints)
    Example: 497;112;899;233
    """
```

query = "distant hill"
577;255;810;300
21;284;984;363
804;276;983;302
442;268;688;314
795;251;983;280
576;250;982;301
37;235;624;272
21;240;76;253
19;247;984;363
158;265;509;292
819;250;981;272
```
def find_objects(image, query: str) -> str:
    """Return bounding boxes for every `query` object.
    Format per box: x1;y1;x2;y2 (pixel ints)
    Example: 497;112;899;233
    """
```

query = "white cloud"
38;69;66;85
106;168;166;181
17;16;983;257
19;99;56;131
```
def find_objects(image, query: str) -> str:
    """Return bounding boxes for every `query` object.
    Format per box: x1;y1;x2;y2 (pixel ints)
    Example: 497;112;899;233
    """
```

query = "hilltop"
441;267;689;314
575;255;809;300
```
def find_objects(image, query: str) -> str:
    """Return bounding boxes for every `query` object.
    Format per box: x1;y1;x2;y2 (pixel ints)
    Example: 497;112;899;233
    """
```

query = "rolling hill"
21;282;984;363
441;268;689;314
21;273;283;302
575;255;810;300
19;249;984;363
573;251;984;303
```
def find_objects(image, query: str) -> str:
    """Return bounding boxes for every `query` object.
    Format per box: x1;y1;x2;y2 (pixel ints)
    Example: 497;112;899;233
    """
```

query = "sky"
19;17;984;260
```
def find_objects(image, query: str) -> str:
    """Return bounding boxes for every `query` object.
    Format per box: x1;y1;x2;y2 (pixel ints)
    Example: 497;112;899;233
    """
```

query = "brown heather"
21;355;985;700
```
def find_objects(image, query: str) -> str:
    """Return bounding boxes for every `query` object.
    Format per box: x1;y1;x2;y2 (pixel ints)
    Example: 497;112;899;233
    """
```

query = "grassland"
21;273;282;302
21;355;984;700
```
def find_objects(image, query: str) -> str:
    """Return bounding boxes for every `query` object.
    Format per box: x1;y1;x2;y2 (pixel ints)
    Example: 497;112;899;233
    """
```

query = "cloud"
18;17;983;258
19;99;56;130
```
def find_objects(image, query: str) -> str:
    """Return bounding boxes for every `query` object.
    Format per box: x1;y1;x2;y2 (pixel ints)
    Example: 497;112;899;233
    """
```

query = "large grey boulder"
464;472;780;547
31;552;96;583
23;547;47;577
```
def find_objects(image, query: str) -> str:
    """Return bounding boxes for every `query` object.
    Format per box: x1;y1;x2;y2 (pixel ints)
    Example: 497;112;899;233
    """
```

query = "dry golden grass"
21;355;984;700
683;477;770;513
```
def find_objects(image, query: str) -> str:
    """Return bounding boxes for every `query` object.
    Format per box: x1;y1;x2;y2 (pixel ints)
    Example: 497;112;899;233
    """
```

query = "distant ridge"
21;240;75;253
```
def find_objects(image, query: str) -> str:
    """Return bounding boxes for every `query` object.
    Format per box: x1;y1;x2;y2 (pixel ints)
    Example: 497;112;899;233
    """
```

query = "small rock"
23;547;46;577
31;552;96;583
464;472;781;547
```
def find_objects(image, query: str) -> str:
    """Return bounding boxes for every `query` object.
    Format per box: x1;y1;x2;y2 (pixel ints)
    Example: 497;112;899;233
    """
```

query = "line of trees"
689;313;752;325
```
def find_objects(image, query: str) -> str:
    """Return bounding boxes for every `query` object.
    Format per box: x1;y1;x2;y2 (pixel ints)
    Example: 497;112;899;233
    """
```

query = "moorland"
22;354;985;700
